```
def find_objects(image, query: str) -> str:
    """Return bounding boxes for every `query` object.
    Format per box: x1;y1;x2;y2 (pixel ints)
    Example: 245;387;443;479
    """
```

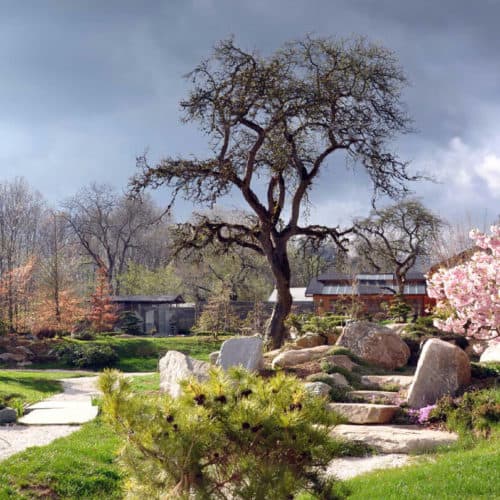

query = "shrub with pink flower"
427;225;499;339
408;404;437;424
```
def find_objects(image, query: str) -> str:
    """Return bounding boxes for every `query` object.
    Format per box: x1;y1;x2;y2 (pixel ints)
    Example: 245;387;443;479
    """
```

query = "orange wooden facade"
313;293;435;316
306;272;435;317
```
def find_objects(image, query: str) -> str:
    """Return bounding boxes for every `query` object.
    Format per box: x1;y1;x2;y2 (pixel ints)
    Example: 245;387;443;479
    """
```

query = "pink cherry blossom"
427;225;499;339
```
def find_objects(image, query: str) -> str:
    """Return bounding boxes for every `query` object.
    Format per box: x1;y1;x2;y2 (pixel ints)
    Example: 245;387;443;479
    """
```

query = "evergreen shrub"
118;310;144;335
54;342;118;369
99;367;345;499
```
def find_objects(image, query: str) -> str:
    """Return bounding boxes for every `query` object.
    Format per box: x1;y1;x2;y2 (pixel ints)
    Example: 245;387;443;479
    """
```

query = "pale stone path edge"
0;371;155;461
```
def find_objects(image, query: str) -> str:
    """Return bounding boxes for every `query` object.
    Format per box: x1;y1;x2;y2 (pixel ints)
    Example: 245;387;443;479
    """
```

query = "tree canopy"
354;199;443;293
132;35;416;347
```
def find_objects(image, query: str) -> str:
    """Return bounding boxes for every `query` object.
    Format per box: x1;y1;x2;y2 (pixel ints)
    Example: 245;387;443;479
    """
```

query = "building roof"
111;295;185;304
268;287;313;303
306;272;427;297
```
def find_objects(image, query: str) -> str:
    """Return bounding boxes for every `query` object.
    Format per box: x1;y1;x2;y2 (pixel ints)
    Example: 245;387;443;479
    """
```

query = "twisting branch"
130;35;419;347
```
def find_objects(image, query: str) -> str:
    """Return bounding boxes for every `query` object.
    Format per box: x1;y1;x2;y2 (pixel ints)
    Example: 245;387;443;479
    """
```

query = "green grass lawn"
127;372;160;392
0;372;498;499
99;335;223;371
29;335;224;372
330;433;500;499
0;370;86;412
0;419;122;500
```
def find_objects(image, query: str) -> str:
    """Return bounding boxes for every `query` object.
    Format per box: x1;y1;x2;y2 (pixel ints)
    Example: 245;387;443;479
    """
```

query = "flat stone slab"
326;454;411;480
28;399;92;409
361;375;413;390
327;403;399;424
349;390;402;404
331;424;458;454
19;401;98;425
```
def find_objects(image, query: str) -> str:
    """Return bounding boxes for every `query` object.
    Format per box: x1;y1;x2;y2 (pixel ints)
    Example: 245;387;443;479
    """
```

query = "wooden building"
305;272;434;317
111;295;185;335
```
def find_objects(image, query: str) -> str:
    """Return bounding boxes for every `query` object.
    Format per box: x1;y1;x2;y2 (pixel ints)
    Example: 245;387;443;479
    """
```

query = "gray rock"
0;353;25;362
480;342;500;363
304;381;331;398
217;336;263;371
271;345;331;369
0;407;17;424
407;338;471;409
336;321;410;370
159;351;210;398
295;332;326;348
385;323;408;335
209;351;220;365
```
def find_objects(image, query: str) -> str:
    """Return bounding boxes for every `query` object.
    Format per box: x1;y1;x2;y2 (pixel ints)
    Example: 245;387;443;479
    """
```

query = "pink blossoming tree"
427;224;499;339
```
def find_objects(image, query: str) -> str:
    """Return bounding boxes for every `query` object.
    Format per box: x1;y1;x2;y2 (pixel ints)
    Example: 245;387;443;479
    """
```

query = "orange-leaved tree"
88;267;119;332
34;288;85;335
0;259;35;332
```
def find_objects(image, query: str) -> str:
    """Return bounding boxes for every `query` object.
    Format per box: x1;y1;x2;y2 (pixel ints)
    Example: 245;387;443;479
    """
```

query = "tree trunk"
266;244;293;349
395;270;405;295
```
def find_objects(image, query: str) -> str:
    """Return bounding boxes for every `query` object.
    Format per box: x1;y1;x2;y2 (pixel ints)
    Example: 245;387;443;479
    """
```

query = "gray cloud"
0;0;498;227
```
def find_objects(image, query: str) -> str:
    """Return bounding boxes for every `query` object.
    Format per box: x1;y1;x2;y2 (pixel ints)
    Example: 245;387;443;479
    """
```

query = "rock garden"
86;302;496;500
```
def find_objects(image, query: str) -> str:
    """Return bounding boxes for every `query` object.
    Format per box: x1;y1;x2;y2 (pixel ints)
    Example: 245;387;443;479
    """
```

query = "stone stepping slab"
19;399;98;425
361;375;413;390
327;403;399;424
331;424;458;454
349;390;402;404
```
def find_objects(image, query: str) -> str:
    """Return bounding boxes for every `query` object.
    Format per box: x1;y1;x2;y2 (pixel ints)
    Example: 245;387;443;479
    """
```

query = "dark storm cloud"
0;0;498;226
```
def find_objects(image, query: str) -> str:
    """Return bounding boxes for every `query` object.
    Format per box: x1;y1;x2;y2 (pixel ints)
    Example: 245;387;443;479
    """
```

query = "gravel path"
0;372;156;461
327;454;411;480
0;376;99;461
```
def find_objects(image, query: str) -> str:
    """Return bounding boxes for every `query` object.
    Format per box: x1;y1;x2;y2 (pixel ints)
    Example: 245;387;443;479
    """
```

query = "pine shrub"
99;367;345;499
118;310;144;335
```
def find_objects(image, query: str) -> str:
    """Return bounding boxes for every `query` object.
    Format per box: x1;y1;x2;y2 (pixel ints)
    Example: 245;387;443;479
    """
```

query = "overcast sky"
0;0;499;229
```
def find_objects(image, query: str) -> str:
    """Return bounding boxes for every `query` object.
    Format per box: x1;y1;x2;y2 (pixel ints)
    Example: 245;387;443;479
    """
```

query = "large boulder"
295;332;326;348
159;351;210;398
0;352;26;362
336;322;410;370
407;338;471;409
271;345;330;369
217;336;263;371
480;342;500;363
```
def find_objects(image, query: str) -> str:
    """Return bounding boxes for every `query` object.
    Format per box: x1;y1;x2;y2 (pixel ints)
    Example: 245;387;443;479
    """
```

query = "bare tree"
0;178;45;330
289;237;338;287
354;199;443;293
131;36;415;347
62;184;166;293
